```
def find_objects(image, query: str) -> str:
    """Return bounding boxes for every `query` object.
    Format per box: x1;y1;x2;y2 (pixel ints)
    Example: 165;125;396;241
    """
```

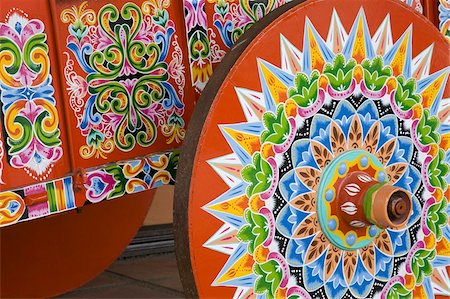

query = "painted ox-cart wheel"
175;0;450;298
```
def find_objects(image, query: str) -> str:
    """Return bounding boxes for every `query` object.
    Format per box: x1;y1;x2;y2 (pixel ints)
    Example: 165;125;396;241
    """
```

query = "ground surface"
58;253;184;298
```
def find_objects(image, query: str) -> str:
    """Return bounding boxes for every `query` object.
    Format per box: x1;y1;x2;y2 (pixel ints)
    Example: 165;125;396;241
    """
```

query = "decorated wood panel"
52;0;195;168
182;0;426;94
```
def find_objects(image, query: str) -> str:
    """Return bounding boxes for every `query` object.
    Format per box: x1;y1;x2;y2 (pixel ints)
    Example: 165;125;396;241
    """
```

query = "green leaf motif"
394;76;421;111
324;54;356;91
105;165;126;199
417;109;440;145
361;56;392;91
236;209;269;254
254;260;283;299
288;70;320;107
426;198;447;240
35;111;62;147
411;248;436;284
261;104;290;144
386;282;412;299
7;116;33;155
0;37;22;75
427;149;449;190
153;9;168;27
241;153;273;198
87;129;105;147
166;151;180;180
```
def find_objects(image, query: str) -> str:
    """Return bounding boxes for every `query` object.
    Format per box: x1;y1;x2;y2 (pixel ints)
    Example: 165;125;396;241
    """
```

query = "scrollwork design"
61;1;186;158
0;9;63;181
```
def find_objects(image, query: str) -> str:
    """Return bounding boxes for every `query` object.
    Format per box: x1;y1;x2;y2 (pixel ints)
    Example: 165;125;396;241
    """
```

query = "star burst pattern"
203;8;449;299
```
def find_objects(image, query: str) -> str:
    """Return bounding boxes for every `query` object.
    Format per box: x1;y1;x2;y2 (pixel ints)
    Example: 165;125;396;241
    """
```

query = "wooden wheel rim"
175;0;450;298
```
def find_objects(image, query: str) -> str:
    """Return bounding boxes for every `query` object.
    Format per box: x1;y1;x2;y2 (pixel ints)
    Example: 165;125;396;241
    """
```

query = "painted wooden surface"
175;0;450;297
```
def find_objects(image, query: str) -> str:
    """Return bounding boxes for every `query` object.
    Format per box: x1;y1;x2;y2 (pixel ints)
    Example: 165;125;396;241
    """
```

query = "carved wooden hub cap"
317;150;411;250
329;162;413;249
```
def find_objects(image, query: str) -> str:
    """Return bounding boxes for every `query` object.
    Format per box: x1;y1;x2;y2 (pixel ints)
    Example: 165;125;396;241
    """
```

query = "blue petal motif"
332;100;356;137
309;115;332;152
276;205;310;238
374;246;393;280
213;19;233;48
444;226;450;240
279;169;311;202
291;139;320;169
422;277;434;299
154;28;174;61
67;42;94;73
161;82;184;110
303;250;327;291
377;115;398;151
324;255;347;299
349;255;375;298
80;95;102;130
357;100;379;138
386;137;414;165
432;255;450;267
394;166;421;194
406;196;422;226
285;235;316;266
386;229;410;256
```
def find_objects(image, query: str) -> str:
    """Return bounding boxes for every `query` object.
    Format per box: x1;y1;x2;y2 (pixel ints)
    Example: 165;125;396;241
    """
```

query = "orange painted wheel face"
177;0;450;298
1;190;154;298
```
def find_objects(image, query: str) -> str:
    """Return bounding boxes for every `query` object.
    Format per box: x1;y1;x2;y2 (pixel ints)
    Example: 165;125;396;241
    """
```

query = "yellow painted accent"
275;287;287;299
432;188;443;202
404;274;415;290
208;195;249;216
351;16;367;63
412;104;423;120
223;128;261;156
421;72;447;109
386;77;397;94
285;99;298;118
319;75;329;90
307;25;326;72
412;285;426;297
436;237;450;257
258;61;288;105
354;65;363;83
424;233;435;250
261;143;275;160
254;245;269;263
390;30;411;77
215;253;254;284
249;194;265;212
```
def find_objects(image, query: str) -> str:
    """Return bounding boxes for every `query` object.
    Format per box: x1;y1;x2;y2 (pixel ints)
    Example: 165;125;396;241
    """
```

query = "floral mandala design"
61;1;186;159
203;9;450;299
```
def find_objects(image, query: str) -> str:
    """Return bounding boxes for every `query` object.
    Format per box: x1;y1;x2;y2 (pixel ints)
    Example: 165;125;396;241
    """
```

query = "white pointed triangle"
280;34;303;75
411;44;433;80
204;223;239;255
207;153;243;188
326;9;348;54
372;15;393;56
235;87;265;122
